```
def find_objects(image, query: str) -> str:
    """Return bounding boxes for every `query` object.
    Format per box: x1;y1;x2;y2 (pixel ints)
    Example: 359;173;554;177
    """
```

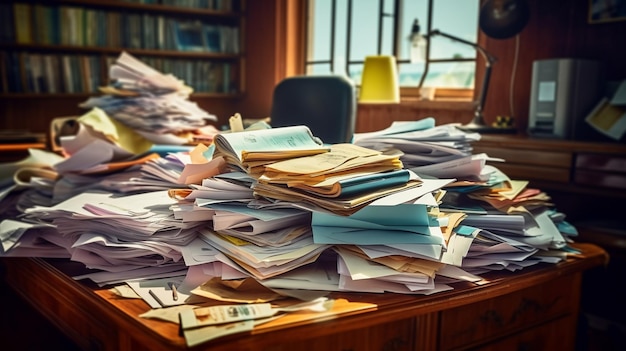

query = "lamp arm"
476;60;492;120
427;29;496;124
427;29;496;64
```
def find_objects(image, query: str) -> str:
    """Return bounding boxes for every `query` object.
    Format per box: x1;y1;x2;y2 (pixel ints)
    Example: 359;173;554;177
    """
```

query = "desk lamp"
425;29;506;133
418;0;530;133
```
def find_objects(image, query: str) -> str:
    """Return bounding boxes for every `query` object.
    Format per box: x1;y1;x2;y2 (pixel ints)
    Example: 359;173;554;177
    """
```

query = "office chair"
270;75;356;144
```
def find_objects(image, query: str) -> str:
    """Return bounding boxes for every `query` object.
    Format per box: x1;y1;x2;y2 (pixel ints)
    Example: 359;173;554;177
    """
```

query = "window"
305;0;479;98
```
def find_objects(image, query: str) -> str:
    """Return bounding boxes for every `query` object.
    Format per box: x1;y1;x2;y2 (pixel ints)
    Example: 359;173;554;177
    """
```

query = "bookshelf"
0;0;245;133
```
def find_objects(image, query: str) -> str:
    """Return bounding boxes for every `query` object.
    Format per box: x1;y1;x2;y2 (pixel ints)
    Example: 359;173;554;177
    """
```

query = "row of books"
0;52;101;94
5;4;240;54
134;56;237;94
0;52;236;94
122;0;239;11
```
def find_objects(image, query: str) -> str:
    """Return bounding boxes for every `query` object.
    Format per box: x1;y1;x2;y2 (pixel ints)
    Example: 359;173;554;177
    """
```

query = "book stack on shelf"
0;0;243;96
130;0;236;11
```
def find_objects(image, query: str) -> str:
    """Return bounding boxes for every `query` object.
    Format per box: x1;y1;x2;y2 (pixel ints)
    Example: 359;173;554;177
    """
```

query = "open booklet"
212;125;330;175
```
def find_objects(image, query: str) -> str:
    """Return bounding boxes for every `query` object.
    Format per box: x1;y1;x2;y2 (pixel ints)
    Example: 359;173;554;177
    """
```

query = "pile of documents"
353;117;484;180
18;190;202;285
0;116;584;326
212;125;329;175
189;126;480;293
29;50;234;205
213;126;423;216
79;51;218;145
435;163;572;274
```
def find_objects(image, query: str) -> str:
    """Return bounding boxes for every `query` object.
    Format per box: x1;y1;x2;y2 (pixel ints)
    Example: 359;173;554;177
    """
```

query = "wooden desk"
472;135;626;199
0;142;47;162
0;243;607;351
473;134;626;243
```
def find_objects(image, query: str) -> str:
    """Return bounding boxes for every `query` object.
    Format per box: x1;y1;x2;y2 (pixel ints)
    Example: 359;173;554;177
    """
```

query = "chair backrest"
270;75;356;144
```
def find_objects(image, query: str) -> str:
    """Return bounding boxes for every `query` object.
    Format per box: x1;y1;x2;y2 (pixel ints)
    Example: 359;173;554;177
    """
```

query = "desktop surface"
0;242;607;351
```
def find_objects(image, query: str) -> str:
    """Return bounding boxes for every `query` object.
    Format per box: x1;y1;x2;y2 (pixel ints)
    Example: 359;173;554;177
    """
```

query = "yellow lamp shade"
359;55;400;104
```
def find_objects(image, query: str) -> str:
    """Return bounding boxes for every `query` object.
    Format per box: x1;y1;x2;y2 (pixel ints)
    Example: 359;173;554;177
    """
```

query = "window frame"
301;0;478;102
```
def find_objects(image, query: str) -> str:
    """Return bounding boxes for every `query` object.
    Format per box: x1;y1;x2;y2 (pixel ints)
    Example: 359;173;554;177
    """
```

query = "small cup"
420;86;436;100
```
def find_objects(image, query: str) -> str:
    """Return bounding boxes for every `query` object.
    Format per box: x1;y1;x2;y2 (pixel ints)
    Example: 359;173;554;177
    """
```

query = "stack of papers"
212;126;423;215
353;118;484;180
436;162;570;273
107;51;191;96
0;114;585;325
79;51;217;144
254;144;420;215
258;143;405;196
212;125;329;175
19;190;200;285
0;220;71;258
200;229;330;280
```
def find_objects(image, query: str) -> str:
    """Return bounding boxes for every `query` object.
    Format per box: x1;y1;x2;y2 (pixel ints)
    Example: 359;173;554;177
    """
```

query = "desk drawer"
473;145;572;168
488;163;570;183
576;153;626;174
574;153;626;190
263;318;415;351
574;169;626;189
3;259;115;351
471;316;575;351
438;275;575;350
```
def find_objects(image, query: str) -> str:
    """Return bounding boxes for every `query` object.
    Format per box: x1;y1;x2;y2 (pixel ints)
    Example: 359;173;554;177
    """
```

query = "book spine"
23;52;35;93
61;55;73;93
0;4;15;44
0;52;8;93
80;55;91;93
13;3;33;44
31;54;46;93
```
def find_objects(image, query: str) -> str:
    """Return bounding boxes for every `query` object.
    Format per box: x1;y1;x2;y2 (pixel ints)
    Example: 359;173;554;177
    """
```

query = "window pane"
309;0;333;63
350;0;381;60
306;0;479;90
380;0;395;55
308;63;334;75
348;62;364;84
430;0;478;60
400;0;429;61
308;0;351;75
398;61;475;89
333;0;349;74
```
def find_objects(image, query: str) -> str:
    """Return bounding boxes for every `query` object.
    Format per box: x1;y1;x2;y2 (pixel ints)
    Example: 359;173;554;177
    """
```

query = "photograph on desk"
0;52;602;348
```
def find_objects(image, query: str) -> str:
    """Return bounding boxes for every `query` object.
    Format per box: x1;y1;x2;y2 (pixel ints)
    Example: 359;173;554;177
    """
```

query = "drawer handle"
479;297;561;327
383;337;407;351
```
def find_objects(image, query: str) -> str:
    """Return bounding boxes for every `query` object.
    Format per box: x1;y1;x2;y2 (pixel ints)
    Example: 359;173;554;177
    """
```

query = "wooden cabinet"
0;0;246;133
0;243;607;351
472;135;626;197
468;317;573;351
263;318;416;351
473;135;626;348
472;134;625;253
472;135;626;227
437;274;580;350
265;273;582;351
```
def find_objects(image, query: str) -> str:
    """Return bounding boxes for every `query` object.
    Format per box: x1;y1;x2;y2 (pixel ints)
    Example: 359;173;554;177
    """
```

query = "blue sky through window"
308;0;479;88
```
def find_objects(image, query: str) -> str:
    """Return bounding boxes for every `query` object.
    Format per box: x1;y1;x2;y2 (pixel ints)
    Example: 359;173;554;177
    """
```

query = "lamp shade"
359;55;400;103
479;0;530;39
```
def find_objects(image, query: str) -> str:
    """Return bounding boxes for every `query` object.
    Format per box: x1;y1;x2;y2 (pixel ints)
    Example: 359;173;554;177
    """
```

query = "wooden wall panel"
0;97;86;134
355;102;474;133
482;0;626;134
234;0;280;121
352;0;626;135
4;0;626;138
0;96;239;134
